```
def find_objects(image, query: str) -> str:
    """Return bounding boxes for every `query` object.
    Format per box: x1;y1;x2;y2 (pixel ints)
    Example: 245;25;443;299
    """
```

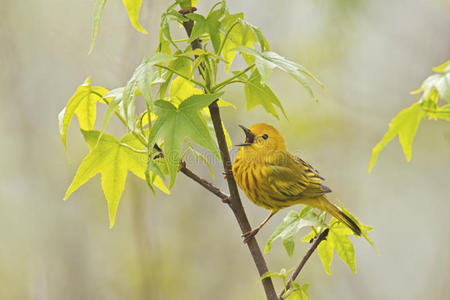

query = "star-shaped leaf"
59;78;108;151
315;221;356;275
186;5;226;53
122;0;147;34
148;92;223;187
368;102;426;172
64;130;168;228
242;70;286;119
265;207;325;256
123;53;175;128
88;0;107;55
286;282;310;300
220;13;257;73
412;60;450;103
235;46;323;100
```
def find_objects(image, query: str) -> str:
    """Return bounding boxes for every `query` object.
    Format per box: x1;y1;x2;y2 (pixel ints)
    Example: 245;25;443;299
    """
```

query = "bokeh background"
1;0;449;299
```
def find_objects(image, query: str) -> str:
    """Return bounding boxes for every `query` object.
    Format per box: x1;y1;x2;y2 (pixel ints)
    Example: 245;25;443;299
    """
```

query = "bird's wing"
266;154;331;198
293;156;324;180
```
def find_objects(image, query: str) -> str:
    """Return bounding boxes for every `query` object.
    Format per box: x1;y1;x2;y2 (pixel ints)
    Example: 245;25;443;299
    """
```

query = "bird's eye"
262;134;268;140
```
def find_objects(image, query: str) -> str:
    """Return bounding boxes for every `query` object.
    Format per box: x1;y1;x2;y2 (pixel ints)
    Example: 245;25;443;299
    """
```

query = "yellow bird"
232;123;361;243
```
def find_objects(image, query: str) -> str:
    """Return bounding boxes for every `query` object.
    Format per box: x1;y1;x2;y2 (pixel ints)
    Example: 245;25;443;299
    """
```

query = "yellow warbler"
232;123;361;242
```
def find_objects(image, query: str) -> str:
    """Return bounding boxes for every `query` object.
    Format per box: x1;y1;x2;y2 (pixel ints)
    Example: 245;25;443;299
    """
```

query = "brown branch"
179;162;230;204
181;10;278;300
278;229;330;300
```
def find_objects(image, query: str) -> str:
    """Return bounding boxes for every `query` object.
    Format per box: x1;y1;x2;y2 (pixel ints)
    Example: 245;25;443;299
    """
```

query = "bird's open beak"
236;125;255;146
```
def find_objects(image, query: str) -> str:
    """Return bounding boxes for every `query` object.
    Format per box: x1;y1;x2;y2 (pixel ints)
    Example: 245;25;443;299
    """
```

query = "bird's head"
236;123;287;155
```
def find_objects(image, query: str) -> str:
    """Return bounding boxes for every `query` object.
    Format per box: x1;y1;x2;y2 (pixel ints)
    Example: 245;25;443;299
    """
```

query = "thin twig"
181;11;278;300
179;162;230;204
278;228;330;300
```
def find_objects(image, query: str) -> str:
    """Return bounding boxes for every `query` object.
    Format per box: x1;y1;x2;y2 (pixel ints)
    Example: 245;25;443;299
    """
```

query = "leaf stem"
217;20;240;56
278;229;329;300
94;90;148;146
155;64;209;92
207;1;223;17
119;143;147;153
213;64;255;92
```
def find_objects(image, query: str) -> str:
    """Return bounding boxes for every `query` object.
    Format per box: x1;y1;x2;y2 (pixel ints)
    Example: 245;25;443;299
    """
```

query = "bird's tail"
310;197;361;236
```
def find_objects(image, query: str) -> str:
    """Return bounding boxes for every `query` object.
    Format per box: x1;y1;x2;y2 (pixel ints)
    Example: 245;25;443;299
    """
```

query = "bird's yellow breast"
233;155;273;209
233;150;300;210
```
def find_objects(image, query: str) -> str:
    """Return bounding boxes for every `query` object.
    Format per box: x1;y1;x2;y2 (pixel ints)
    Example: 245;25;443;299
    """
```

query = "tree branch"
181;10;278;300
179;162;230;204
278;229;330;300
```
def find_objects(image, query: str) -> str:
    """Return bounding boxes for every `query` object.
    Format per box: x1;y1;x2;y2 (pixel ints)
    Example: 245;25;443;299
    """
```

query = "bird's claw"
241;228;259;244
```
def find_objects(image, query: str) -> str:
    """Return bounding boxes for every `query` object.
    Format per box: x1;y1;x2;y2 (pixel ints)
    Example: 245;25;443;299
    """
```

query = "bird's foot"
223;169;233;179
241;228;260;244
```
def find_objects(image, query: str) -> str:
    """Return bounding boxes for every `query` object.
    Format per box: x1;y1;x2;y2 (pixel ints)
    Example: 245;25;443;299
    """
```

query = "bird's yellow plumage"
232;123;361;242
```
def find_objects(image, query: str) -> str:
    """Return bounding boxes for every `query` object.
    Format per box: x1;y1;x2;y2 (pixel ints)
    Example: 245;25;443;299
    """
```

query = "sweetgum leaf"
317;238;334;275
286;282;310;300
148;93;223;187
123;53;175;128
369;102;426;172
122;0;147;34
234;46;323;100
243;71;286;119
88;0;107;54
265;207;324;256
64;130;168;228
59;78;108;151
220;13;256;73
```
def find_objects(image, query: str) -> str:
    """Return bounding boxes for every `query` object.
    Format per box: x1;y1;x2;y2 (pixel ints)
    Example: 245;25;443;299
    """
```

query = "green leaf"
146;149;170;195
434;72;450;103
286;283;309;300
206;5;225;53
412;61;450;103
260;271;286;280
186;6;225;53
101;88;122;129
220;13;256;73
317;238;334;275
265;207;324;256
361;224;378;254
88;0;107;55
249;23;270;52
184;141;215;179
331;224;356;273
315;220;356;274
339;205;378;254
123;53;176;128
64;130;168;228
234;46;323;99
59;78;108;151
169;76;203;106
436;104;450;121
186;13;209;42
432;60;450;73
368;102;426;172
243;71;286;119
122;0;147;34
148;93;223;187
160;9;186;49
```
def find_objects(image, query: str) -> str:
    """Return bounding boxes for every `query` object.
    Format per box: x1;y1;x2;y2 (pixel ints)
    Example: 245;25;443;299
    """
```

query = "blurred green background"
1;0;449;299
